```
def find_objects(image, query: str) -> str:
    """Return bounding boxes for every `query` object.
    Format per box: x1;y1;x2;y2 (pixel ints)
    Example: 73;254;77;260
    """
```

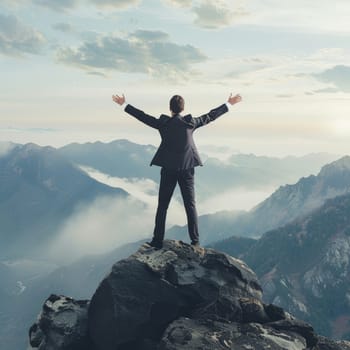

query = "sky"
1;0;350;156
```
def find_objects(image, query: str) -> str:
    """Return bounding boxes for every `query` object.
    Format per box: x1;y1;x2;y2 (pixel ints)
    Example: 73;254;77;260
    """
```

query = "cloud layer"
31;0;139;11
56;30;206;77
314;65;350;93
0;14;46;56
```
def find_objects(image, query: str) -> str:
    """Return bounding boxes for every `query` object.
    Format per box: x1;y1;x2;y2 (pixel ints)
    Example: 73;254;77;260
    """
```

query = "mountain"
58;139;338;199
211;192;350;340
168;155;350;244
58;139;158;180
0;143;128;259
246;155;350;236
28;240;350;349
241;192;350;340
197;152;339;197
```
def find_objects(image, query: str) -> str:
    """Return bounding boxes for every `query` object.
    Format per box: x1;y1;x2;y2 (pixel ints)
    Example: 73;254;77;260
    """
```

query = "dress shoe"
146;240;163;249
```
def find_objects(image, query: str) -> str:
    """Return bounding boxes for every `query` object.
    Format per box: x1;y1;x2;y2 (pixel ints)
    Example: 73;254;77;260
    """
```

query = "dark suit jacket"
124;103;229;170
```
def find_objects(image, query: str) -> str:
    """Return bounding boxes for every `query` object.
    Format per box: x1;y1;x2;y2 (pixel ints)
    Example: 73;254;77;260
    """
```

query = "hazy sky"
1;0;350;156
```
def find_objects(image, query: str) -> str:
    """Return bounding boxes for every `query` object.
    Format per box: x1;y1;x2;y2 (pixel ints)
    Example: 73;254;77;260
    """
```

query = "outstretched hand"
228;93;242;105
112;94;126;105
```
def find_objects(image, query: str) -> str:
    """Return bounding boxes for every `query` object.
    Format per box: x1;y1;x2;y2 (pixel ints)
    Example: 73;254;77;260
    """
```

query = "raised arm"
192;93;242;129
112;93;161;129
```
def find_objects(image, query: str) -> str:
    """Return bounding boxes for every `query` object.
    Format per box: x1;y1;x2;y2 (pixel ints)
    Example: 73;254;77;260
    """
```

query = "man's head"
169;95;184;115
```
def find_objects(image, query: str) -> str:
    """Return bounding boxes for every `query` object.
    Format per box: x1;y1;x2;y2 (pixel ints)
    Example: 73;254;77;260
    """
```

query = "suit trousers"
153;167;199;244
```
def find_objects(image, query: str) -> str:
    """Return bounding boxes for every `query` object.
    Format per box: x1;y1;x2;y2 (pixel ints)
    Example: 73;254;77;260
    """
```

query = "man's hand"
228;93;242;105
112;94;126;105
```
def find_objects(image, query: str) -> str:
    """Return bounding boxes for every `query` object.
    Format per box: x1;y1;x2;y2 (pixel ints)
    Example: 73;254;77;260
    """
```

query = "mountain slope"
242;192;350;339
168;155;350;244
58;139;158;180
208;191;350;340
0;143;127;258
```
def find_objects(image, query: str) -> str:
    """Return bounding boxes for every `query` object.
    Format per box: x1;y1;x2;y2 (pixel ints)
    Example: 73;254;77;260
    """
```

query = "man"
112;93;242;248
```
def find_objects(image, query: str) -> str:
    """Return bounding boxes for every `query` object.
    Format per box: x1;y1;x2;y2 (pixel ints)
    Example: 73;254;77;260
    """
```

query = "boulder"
88;240;262;349
29;294;91;350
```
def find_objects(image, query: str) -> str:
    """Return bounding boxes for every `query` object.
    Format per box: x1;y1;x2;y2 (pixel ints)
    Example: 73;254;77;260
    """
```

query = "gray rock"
88;240;262;350
29;294;91;350
160;317;307;350
29;240;350;350
316;336;350;349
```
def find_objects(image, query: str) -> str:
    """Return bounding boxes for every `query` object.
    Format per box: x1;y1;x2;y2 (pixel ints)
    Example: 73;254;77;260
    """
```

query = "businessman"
112;93;242;248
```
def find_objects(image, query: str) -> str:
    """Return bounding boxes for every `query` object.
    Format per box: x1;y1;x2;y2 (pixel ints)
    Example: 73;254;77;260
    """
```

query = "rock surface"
29;240;350;349
29;294;91;350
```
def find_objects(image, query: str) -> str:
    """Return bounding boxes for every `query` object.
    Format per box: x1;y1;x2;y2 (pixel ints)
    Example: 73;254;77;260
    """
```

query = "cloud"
47;196;155;262
0;0;28;6
0;14;46;56
1;126;58;133
193;0;248;29
164;0;192;7
313;87;339;94
52;22;75;33
47;167;187;262
31;0;139;11
33;0;78;11
88;0;140;9
80;165;159;205
56;30;206;77
199;186;275;213
0;142;15;158
313;65;350;93
130;29;170;42
87;71;107;77
276;94;294;98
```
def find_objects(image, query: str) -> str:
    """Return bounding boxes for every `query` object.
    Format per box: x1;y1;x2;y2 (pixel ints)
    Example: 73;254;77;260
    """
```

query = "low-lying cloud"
0;14;46;56
47;196;154;263
80;165;159;205
0;142;15;157
48;165;276;263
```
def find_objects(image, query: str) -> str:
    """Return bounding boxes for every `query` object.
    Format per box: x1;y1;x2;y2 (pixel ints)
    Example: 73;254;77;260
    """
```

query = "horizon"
0;138;345;160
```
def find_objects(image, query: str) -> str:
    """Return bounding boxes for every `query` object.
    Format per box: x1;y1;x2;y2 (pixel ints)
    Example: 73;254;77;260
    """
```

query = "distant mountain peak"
319;155;350;176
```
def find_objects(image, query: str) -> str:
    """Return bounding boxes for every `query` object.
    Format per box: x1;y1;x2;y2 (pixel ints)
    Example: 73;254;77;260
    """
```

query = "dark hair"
169;95;184;114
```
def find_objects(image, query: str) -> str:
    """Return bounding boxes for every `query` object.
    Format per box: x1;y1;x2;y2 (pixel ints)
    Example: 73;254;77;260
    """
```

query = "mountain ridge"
212;190;350;339
168;154;350;244
0;142;128;259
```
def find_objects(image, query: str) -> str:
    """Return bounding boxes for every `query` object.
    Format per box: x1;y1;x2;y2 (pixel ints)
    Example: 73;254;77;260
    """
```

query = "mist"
47;195;154;264
198;186;276;214
45;166;275;264
47;170;189;263
0;142;15;157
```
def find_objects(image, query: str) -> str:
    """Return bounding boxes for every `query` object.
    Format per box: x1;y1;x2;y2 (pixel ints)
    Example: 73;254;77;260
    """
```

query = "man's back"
124;103;229;169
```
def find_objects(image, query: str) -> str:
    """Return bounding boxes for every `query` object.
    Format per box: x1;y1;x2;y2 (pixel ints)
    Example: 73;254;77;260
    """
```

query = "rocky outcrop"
29;294;91;350
29;240;350;349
